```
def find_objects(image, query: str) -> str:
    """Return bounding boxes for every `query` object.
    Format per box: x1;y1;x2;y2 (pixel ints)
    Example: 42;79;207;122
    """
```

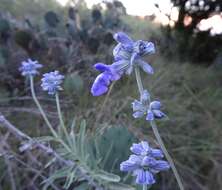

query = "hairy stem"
55;93;69;141
134;68;184;190
30;76;58;138
150;121;184;190
143;185;147;190
135;67;144;95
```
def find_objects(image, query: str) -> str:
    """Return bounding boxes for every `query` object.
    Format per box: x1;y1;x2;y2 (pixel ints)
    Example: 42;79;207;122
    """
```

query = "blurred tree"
159;0;222;64
44;11;60;28
0;18;11;44
66;7;81;40
172;0;222;32
91;7;102;25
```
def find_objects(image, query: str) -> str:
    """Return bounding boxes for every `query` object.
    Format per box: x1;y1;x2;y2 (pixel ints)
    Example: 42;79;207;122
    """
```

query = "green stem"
135;67;144;95
30;76;58;138
30;77;74;157
55;93;69;140
150;121;184;190
143;185;147;190
134;68;184;190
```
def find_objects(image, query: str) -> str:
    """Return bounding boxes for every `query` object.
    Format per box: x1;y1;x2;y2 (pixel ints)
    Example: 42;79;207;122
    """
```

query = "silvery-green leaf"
107;182;135;190
94;170;120;182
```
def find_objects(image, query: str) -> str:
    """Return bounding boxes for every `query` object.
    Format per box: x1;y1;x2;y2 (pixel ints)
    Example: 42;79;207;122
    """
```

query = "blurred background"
0;0;222;189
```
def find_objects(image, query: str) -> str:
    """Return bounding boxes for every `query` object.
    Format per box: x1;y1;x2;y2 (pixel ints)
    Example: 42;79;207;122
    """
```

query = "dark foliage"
161;0;222;64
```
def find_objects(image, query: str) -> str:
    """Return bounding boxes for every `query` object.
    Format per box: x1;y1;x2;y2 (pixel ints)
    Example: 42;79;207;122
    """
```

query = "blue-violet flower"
91;62;124;96
120;141;170;185
19;59;42;77
41;71;64;95
113;32;155;75
91;32;155;96
132;90;166;121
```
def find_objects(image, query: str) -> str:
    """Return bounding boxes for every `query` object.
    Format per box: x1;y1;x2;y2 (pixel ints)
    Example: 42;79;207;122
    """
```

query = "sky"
56;0;222;34
56;0;176;25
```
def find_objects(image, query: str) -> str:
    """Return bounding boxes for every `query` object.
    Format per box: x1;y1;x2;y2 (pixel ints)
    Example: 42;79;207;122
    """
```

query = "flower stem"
55;93;69;140
30;77;74;156
30;76;58;138
134;68;184;190
135;67;144;95
143;185;147;190
150;120;184;190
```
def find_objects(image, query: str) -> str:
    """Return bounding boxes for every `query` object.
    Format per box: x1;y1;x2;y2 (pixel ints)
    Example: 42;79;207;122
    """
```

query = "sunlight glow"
198;14;222;35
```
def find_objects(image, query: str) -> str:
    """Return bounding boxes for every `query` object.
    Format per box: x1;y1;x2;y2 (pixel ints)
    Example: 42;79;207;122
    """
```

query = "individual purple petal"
145;171;156;185
138;59;154;74
132;100;144;111
135;169;155;185
152;160;170;171
100;73;111;85
120;160;138;172
128;154;142;164
146;109;154;121
135;169;146;184
130;143;144;155
94;63;110;72
141;156;156;166
130;141;149;156
91;73;110;96
113;32;133;46
153;110;166;119
133;111;144;118
150;101;161;110
91;84;108;96
150;148;164;158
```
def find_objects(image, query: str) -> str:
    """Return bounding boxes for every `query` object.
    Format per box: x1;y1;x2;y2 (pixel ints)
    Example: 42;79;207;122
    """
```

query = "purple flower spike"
91;32;156;96
113;32;155;75
19;59;42;77
41;71;64;95
120;141;169;186
131;90;166;121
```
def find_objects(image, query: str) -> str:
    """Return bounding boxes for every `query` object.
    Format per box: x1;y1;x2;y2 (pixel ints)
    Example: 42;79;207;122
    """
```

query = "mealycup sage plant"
91;32;184;190
17;32;184;190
